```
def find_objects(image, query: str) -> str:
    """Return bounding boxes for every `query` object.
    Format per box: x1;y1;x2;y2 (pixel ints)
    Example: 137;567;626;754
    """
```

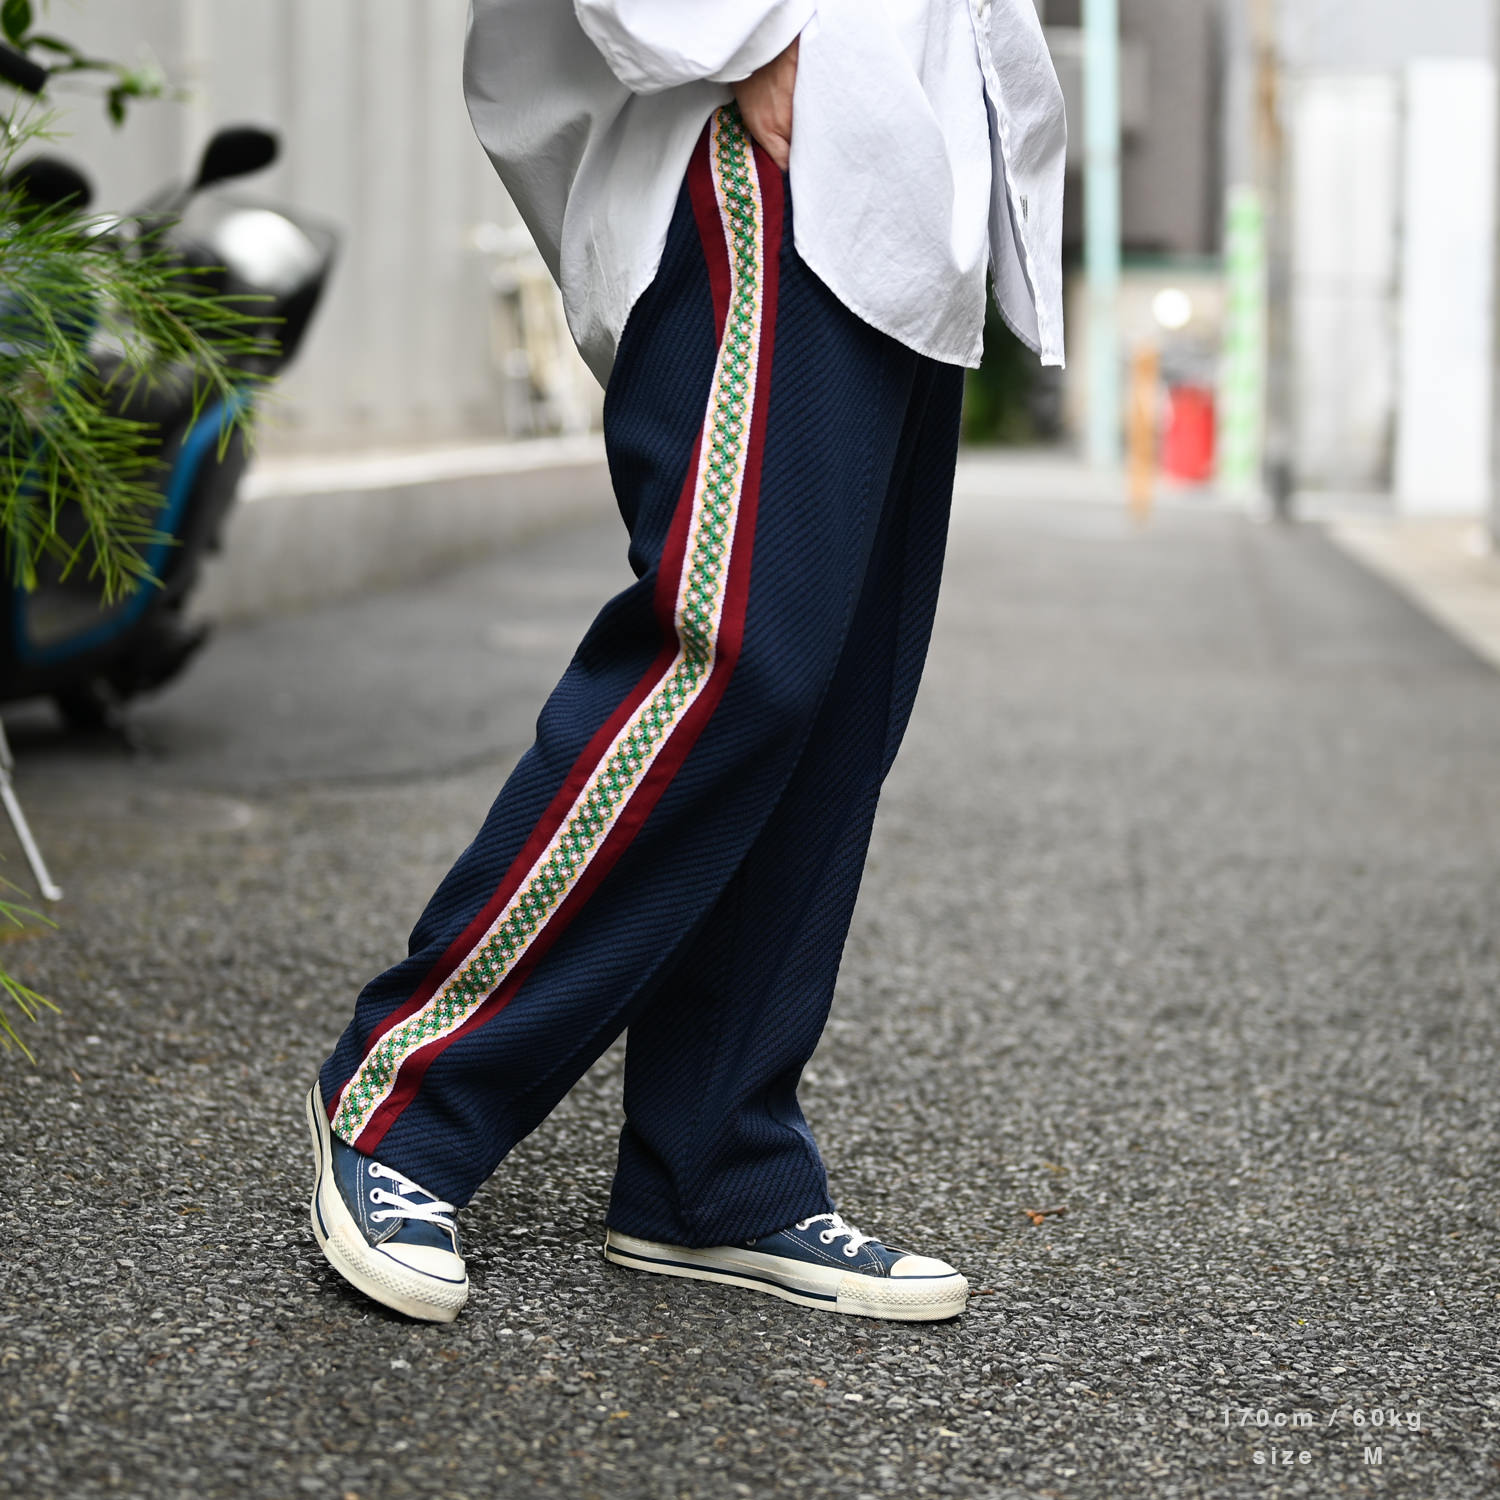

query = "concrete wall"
1286;74;1402;492
42;1;532;454
1051;0;1221;257
1394;60;1497;515
1280;0;1490;70
1118;0;1220;256
1273;0;1496;507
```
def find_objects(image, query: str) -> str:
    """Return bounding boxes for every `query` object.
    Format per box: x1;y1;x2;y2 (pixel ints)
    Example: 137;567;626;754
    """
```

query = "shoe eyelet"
843;1245;858;1258
367;1162;380;1177
819;1231;835;1245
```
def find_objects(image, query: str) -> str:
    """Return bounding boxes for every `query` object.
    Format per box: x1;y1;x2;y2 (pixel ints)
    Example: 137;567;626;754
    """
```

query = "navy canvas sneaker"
603;1212;968;1321
305;1082;469;1322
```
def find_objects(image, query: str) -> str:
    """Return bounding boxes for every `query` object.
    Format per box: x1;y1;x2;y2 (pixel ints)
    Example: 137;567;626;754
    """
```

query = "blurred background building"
50;0;597;456
41;1;1500;535
1274;1;1493;517
1043;0;1496;520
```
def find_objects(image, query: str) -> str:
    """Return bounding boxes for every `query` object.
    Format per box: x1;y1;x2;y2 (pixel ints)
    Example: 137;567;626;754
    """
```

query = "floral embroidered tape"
332;109;765;1144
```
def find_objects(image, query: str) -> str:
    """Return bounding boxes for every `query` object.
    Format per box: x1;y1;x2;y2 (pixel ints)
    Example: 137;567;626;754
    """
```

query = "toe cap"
381;1241;467;1284
889;1252;960;1279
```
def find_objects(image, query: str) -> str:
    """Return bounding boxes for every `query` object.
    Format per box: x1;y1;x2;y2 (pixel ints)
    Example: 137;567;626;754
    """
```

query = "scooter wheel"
53;684;120;734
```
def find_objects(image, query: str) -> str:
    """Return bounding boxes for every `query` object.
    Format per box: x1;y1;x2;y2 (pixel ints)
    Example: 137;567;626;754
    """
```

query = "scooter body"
0;126;338;728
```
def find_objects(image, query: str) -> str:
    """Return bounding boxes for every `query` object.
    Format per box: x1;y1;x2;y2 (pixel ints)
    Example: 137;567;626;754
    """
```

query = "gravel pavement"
1;475;1497;1499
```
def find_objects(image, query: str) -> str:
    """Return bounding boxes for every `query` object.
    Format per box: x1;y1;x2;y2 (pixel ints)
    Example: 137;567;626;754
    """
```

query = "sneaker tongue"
388;1216;456;1253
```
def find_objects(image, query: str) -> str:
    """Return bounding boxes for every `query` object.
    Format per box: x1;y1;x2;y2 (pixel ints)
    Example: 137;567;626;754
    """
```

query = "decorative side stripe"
331;109;773;1147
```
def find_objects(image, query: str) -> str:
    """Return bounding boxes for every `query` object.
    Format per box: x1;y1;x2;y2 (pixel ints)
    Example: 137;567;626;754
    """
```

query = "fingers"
743;98;792;172
732;36;797;174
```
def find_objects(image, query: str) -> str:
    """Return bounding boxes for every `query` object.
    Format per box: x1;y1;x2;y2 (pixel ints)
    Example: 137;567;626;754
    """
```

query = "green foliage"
0;879;54;1058
0;110;269;600
0;0;33;47
0;15;273;1059
4;1;169;126
0;117;268;1057
962;296;1044;447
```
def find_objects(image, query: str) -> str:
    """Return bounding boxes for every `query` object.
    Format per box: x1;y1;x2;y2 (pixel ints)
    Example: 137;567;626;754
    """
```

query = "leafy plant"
0;878;53;1057
0;114;268;601
962;296;1046;447
0;12;269;1056
3;0;169;124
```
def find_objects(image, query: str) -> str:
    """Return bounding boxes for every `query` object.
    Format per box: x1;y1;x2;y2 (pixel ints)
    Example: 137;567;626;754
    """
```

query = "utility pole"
1216;0;1289;515
1252;0;1294;519
1083;0;1122;468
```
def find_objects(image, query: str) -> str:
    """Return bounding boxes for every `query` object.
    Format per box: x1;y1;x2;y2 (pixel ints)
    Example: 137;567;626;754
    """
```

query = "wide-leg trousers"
319;108;965;1248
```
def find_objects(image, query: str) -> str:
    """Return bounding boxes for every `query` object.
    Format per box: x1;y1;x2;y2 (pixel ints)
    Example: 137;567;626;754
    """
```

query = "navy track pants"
319;109;964;1247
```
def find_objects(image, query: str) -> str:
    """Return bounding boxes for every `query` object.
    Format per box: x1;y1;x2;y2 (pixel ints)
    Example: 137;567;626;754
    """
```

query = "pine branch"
0;99;277;1061
0;884;55;1060
0;106;273;599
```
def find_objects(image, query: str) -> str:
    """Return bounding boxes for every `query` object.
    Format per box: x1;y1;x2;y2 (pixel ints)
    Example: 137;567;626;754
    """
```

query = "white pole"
0;722;61;902
1084;0;1122;468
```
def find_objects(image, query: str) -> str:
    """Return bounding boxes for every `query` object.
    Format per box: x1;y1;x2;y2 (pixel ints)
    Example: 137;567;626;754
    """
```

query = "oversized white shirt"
464;0;1066;384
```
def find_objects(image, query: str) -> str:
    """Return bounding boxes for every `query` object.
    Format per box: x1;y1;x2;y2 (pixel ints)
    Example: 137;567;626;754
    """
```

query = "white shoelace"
794;1211;875;1258
366;1160;458;1232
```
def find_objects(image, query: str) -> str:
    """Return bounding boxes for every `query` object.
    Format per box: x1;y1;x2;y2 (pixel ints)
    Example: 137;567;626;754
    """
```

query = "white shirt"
464;0;1066;384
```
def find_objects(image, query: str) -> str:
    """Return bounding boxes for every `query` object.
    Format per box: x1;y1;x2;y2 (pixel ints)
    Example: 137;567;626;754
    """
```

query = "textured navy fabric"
319;137;963;1247
744;1217;916;1278
329;1134;459;1255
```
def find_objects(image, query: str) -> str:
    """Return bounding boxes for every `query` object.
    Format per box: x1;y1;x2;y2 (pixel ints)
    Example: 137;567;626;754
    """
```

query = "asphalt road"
2;472;1497;1499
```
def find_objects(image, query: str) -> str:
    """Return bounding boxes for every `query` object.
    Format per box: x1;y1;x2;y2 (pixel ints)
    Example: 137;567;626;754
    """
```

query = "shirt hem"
790;233;986;371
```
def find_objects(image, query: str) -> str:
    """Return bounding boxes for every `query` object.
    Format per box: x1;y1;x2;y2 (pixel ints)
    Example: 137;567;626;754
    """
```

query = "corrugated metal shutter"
40;0;594;452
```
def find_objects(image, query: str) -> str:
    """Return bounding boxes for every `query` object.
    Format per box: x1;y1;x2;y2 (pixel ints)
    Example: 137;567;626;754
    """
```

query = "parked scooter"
0;129;337;731
0;44;337;896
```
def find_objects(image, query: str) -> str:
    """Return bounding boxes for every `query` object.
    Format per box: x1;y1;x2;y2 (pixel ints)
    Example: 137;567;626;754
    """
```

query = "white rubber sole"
603;1228;968;1322
305;1083;468;1323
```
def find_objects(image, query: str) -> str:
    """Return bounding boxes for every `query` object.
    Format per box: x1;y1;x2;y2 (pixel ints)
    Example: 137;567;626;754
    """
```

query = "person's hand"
732;37;798;173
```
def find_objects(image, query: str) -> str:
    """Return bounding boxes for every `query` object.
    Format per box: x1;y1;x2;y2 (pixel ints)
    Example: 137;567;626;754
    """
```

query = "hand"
732;37;798;173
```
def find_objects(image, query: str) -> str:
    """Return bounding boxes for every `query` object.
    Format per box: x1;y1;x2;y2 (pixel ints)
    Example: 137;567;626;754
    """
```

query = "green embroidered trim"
334;108;765;1142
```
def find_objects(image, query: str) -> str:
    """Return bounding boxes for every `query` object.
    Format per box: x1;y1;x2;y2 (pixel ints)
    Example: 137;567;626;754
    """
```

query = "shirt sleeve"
573;0;815;94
